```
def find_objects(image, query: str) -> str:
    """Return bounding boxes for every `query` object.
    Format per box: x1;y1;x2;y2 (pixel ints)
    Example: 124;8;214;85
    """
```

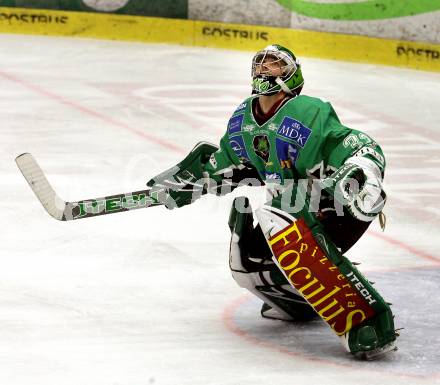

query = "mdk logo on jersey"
268;219;377;335
277;117;312;148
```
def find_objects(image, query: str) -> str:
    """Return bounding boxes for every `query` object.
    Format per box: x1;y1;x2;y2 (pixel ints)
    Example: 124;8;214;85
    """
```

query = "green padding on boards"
276;0;440;21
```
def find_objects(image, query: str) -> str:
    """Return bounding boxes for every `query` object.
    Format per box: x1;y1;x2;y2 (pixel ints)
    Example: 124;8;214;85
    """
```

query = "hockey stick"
15;153;163;221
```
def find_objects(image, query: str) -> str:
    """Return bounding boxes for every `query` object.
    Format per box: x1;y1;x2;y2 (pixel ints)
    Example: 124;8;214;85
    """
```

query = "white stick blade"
15;153;66;220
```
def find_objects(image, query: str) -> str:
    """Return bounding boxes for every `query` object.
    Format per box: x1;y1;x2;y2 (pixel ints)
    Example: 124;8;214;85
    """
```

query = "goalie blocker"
229;189;397;359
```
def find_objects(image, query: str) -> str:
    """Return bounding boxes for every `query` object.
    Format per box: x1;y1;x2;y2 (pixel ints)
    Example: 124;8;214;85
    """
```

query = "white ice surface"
0;34;439;385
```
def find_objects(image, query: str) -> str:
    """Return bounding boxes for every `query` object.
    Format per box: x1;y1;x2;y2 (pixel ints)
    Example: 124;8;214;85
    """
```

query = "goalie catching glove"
147;142;263;209
323;156;386;222
146;142;218;209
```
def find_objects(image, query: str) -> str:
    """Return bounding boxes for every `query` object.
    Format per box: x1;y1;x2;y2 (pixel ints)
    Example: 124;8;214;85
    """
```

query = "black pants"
319;210;371;253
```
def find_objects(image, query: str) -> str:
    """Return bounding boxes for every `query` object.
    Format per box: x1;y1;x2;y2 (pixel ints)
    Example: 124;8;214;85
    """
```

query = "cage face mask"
251;44;304;96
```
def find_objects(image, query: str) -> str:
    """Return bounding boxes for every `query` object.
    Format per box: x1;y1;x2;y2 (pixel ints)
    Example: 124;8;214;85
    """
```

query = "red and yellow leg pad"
269;217;378;336
257;205;397;358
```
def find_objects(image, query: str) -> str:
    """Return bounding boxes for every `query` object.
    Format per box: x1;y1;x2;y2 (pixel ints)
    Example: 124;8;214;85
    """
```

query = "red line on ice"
368;230;440;264
0;71;186;154
222;294;438;381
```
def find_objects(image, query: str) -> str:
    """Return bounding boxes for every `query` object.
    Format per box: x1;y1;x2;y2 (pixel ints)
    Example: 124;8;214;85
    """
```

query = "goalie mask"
251;44;304;96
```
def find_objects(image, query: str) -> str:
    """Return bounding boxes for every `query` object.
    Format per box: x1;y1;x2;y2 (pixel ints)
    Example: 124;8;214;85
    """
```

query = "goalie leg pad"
255;202;397;357
228;197;317;322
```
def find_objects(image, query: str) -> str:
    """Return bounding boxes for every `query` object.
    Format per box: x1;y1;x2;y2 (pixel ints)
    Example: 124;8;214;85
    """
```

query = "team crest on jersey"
277;117;312;148
253;135;270;163
229;135;249;161
228;114;244;135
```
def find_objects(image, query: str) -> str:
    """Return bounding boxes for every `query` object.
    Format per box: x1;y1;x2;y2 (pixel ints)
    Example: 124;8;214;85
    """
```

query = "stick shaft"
64;189;162;220
15;153;162;221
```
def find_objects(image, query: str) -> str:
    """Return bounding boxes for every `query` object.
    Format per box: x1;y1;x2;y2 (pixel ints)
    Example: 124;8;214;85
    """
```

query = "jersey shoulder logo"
228;114;244;135
277;117;312;148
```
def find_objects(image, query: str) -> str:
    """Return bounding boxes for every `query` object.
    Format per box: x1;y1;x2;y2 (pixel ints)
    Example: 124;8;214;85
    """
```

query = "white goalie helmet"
251;44;304;96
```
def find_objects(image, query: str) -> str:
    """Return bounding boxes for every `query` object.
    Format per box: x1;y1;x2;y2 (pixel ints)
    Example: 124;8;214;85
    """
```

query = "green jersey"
204;95;385;185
